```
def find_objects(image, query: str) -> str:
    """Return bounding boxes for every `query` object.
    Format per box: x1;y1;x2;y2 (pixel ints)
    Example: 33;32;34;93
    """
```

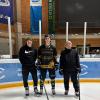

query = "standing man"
19;37;39;96
38;34;57;95
59;41;81;96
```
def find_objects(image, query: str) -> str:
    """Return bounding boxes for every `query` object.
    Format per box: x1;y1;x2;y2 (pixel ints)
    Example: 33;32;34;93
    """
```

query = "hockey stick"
77;73;81;100
38;65;50;100
40;74;49;100
43;82;49;100
35;62;49;99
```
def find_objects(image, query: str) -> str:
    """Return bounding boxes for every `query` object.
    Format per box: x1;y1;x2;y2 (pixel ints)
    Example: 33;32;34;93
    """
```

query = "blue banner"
0;59;100;84
0;0;13;24
30;0;42;34
80;62;100;78
30;6;42;34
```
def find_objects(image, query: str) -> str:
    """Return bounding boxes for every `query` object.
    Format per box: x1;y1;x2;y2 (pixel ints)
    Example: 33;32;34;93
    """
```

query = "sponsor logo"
17;68;22;77
32;0;40;2
25;50;29;54
25;50;32;54
30;0;41;6
0;67;5;80
0;0;10;6
0;14;9;19
80;64;88;76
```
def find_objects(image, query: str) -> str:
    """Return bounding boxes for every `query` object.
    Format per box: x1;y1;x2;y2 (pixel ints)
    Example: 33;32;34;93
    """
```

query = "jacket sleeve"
76;51;81;71
53;47;57;56
19;47;25;64
32;49;37;61
35;49;38;60
53;47;57;63
59;51;64;70
37;46;41;59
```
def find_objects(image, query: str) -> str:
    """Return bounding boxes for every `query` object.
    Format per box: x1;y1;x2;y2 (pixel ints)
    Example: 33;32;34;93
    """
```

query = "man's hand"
76;68;81;73
54;62;59;71
59;68;63;75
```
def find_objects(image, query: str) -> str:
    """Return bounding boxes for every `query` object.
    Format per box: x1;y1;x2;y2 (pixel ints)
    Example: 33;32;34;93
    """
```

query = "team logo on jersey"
0;0;10;6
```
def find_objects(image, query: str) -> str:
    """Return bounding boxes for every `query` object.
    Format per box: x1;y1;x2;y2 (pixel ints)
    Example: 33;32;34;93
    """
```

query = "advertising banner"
0;0;13;24
48;0;56;34
30;0;42;34
0;59;100;84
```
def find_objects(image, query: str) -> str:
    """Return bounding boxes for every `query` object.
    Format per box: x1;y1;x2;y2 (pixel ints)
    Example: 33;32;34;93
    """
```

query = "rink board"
0;58;100;88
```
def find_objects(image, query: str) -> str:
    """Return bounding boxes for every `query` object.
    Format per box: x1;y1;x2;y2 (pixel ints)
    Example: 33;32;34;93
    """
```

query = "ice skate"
34;88;41;96
25;87;29;96
40;89;43;95
52;89;56;95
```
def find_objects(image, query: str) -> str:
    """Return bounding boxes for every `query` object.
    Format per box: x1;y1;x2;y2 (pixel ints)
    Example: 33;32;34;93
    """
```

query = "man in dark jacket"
59;41;81;96
38;34;57;95
19;37;38;96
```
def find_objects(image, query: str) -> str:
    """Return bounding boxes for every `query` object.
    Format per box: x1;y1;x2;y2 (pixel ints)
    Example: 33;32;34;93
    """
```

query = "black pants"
63;71;79;92
22;65;38;88
40;68;55;89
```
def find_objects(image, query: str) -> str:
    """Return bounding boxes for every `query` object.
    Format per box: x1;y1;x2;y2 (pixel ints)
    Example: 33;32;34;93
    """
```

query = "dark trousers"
22;65;38;89
63;71;79;92
40;68;55;89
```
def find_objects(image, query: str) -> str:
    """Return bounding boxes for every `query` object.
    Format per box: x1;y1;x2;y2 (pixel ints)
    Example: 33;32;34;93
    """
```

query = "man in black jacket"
38;34;57;95
59;41;81;96
19;37;38;96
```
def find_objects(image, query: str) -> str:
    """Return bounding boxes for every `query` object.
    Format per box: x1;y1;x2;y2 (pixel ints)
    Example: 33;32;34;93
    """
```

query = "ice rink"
0;83;100;100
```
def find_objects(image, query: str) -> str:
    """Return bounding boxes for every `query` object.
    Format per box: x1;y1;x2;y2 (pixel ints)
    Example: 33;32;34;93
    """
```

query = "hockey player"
59;41;81;96
38;34;57;95
19;37;39;96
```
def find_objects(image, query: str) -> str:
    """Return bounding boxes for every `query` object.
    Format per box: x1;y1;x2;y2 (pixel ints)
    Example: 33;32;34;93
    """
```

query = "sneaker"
52;89;56;95
40;89;43;95
25;87;29;96
75;92;79;97
64;90;68;95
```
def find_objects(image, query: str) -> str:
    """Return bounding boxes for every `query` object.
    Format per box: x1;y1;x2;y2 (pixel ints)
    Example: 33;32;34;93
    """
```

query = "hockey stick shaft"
40;74;49;100
43;84;49;100
78;73;81;100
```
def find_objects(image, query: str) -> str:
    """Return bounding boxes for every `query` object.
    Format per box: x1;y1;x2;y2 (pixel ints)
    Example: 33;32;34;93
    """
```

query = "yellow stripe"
0;79;100;89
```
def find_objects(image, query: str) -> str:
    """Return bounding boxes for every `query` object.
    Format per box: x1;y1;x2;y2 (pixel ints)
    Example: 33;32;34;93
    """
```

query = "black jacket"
60;48;81;72
19;45;37;66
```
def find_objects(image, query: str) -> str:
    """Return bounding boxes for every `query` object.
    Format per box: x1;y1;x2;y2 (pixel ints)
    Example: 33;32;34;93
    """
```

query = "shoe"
40;89;43;95
75;92;79;97
52;89;56;95
64;90;68;95
25;87;29;96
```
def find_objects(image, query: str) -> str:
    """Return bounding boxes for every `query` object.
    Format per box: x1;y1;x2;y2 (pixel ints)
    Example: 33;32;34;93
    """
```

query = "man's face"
65;41;72;49
26;40;32;47
45;37;51;46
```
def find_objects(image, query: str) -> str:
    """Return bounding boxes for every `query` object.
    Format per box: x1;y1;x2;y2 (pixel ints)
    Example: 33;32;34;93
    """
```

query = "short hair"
44;34;51;38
